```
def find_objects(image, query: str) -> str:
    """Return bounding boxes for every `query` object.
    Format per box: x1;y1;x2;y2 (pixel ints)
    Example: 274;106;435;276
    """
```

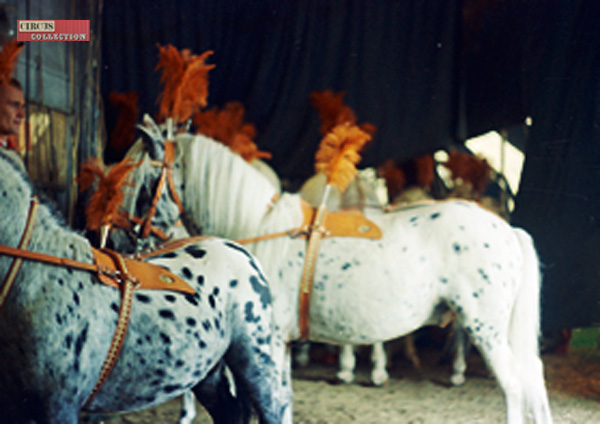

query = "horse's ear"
137;114;166;161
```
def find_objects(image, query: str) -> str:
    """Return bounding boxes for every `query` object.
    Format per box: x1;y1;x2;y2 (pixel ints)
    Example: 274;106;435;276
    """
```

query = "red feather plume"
377;159;406;201
0;39;24;86
309;90;356;135
442;150;492;196
155;44;215;124
310;90;377;154
193;101;272;162
414;154;436;190
77;157;140;231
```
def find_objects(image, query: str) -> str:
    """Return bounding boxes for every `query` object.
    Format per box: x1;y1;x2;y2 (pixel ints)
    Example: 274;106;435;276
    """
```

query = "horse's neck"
0;158;92;268
251;159;281;192
181;135;280;240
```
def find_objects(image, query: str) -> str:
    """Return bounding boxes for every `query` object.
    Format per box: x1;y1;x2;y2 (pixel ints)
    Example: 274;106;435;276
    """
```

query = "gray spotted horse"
124;116;553;424
0;149;286;424
99;145;246;423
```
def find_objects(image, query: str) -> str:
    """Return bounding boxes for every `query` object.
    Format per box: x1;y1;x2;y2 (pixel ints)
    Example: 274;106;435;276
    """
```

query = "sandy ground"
97;339;600;424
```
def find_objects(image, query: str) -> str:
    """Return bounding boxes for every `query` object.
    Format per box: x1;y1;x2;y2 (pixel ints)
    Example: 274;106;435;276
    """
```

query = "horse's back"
304;200;527;342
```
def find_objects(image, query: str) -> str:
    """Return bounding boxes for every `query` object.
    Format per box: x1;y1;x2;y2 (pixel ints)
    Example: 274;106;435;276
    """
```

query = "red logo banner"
17;20;90;41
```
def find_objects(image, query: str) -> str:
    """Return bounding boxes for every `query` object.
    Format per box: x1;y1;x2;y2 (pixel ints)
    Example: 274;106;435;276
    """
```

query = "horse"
124;117;553;423
98;148;249;424
0;149;285;424
298;170;395;385
299;167;473;387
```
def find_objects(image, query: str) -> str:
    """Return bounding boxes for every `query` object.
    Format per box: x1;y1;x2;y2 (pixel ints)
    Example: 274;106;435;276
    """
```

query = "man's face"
0;84;25;137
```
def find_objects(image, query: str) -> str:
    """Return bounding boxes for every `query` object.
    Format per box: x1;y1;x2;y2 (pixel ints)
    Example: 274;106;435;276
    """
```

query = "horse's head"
104;115;189;253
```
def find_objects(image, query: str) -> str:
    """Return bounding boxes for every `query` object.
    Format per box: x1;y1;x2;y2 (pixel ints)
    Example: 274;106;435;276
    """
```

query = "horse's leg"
370;342;389;386
39;400;80;424
191;360;249;424
477;340;525;424
449;325;469;386
279;342;294;424
403;334;423;373
226;339;285;424
178;391;197;424
293;341;311;367
336;344;356;383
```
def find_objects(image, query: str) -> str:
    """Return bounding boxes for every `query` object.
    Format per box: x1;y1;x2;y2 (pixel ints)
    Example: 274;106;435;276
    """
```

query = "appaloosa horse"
0;149;286;423
122;116;553;424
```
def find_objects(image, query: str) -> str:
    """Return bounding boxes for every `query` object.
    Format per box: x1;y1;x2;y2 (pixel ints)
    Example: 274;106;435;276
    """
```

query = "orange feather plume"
315;122;372;192
155;44;215;124
77;157;140;231
193;101;272;162
442;150;492;196
108;91;139;154
0;39;24;86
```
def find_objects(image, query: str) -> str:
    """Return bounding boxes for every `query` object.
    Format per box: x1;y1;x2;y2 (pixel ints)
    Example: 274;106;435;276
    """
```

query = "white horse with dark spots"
123;118;553;424
0;149;285;423
102;152;245;424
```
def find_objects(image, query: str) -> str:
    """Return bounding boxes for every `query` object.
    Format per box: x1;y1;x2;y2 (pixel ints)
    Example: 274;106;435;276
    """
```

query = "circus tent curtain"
101;0;463;185
101;0;600;330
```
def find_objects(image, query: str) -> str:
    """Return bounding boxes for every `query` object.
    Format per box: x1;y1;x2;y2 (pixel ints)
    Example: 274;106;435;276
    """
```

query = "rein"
141;141;185;239
235;228;309;245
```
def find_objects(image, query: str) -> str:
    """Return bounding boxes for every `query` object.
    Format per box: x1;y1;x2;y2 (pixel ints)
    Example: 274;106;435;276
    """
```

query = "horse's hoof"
450;373;466;386
336;370;355;384
371;370;389;387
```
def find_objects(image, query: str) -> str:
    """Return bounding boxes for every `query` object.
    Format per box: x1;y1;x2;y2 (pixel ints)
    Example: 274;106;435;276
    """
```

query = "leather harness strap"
0;198;39;309
298;204;328;339
235;228;309;245
84;248;137;405
125;213;171;242
235;198;383;339
141;141;185;239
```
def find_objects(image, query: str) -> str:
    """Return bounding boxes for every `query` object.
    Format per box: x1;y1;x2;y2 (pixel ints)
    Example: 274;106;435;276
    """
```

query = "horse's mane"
176;133;288;240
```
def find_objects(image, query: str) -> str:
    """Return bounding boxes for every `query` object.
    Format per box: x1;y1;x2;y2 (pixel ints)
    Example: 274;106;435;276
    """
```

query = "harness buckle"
98;266;141;289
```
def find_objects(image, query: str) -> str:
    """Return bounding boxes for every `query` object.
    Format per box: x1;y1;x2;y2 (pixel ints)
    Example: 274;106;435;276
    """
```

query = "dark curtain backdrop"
101;0;600;330
101;0;462;186
511;0;600;331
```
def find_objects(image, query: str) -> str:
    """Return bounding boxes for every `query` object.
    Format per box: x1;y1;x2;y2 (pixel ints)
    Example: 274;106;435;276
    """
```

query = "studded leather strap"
84;249;136;406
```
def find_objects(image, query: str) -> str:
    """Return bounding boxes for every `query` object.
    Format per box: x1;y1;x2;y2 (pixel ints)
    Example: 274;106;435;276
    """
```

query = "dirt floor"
99;339;600;424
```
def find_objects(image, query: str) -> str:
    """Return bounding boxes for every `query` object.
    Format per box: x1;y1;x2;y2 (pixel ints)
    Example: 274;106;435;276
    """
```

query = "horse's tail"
510;228;553;422
509;228;542;362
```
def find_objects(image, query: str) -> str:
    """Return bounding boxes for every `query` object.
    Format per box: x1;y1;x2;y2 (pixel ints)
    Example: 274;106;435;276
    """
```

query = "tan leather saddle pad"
300;199;382;239
93;248;195;294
